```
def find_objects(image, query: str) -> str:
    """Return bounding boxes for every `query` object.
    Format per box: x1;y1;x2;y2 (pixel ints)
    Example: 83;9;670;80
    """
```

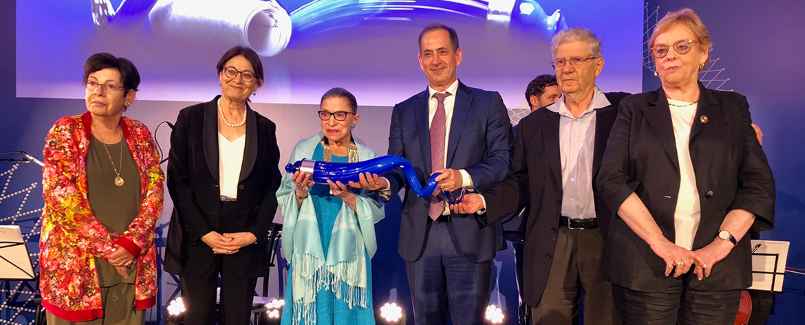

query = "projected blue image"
90;0;565;57
17;0;642;106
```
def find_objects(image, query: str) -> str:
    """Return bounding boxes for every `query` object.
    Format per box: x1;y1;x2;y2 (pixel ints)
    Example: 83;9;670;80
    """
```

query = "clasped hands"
649;237;733;280
105;245;135;278
202;231;257;255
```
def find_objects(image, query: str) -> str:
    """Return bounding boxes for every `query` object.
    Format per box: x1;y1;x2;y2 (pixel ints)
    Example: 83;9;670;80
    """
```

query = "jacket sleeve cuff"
114;236;141;258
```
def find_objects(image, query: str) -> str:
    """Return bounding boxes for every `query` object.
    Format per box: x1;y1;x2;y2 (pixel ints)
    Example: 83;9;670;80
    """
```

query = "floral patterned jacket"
39;112;164;321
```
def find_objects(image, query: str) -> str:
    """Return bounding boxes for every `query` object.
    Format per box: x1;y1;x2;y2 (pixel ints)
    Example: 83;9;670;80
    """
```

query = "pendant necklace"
102;140;125;187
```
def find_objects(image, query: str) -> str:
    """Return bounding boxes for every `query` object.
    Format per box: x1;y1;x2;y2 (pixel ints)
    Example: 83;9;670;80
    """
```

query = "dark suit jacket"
478;92;629;307
597;83;775;292
387;81;513;263
164;96;282;277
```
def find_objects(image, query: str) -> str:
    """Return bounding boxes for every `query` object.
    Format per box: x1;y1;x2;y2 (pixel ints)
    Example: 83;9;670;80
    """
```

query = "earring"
125;102;132;107
653;71;659;77
699;62;706;71
351;124;356;128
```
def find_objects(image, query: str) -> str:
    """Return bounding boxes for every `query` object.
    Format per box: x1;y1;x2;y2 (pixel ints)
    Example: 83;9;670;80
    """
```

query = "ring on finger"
675;261;685;267
666;264;673;268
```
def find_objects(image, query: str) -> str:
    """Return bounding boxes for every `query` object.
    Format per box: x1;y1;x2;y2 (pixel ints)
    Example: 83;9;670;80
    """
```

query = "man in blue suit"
379;24;513;325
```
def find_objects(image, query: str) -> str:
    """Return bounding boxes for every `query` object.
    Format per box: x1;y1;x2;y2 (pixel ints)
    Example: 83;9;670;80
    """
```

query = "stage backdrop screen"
16;0;642;107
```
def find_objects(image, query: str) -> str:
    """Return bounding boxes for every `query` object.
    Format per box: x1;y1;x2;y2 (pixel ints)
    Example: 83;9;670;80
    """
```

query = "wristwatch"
717;230;737;246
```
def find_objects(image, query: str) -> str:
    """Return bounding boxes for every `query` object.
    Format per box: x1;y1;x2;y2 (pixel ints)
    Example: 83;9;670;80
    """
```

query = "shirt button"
570;178;575;182
573;138;577;141
238;185;245;190
546;253;552;259
572;158;576;161
551;227;557;233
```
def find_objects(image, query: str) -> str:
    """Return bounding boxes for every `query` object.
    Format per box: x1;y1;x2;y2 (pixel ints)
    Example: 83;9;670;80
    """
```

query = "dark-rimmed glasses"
318;111;355;121
223;66;256;82
651;39;696;58
86;80;124;93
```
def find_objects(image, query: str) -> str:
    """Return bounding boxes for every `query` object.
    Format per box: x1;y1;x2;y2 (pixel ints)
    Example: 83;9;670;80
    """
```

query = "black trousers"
530;227;613;325
179;201;258;325
612;280;741;325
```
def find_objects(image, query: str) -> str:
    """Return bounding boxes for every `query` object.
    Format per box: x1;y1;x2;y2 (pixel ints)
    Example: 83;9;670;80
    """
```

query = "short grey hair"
550;27;602;58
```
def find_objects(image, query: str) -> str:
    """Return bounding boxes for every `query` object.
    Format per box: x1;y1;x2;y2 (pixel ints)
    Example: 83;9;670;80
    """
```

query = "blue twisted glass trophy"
285;155;465;203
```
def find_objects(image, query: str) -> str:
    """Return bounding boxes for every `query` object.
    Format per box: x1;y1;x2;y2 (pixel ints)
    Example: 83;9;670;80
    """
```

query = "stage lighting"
266;298;285;317
485;304;505;324
167;297;186;316
165;297;186;324
378;302;404;324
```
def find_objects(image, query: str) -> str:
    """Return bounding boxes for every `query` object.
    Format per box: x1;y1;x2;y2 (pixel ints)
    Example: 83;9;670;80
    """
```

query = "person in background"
165;46;282;325
40;52;163;324
277;87;385;325
525;74;561;112
597;8;775;324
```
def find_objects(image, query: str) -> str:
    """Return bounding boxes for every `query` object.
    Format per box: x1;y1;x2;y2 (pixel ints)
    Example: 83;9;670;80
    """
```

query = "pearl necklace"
218;98;247;127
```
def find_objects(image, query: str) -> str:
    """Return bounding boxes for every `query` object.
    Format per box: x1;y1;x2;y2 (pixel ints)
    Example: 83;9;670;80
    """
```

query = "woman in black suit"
597;8;775;324
165;46;282;325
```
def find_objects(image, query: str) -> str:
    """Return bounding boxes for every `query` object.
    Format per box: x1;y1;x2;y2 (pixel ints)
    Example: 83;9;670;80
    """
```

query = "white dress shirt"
546;87;610;219
667;99;701;250
218;133;245;199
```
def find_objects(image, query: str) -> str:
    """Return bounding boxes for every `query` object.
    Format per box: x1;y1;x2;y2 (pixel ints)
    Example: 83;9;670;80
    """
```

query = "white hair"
551;27;603;58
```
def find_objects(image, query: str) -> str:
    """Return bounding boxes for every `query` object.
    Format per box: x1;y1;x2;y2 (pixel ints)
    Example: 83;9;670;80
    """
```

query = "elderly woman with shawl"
277;87;384;325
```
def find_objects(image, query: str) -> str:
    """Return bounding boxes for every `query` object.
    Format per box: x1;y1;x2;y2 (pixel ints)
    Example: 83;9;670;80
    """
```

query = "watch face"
718;231;730;240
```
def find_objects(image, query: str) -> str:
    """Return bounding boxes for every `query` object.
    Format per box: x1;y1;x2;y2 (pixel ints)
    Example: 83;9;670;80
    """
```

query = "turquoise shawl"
277;133;385;325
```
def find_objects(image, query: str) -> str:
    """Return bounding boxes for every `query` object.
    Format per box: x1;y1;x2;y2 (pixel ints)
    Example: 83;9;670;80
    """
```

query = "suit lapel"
644;88;680;170
203;97;220;183
542;110;562;193
238;106;258;182
689;82;720;141
593;104;616;178
446;82;472;168
414;90;432;173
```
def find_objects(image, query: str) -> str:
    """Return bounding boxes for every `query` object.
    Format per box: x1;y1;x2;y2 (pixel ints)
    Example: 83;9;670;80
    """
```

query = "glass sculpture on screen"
91;0;567;57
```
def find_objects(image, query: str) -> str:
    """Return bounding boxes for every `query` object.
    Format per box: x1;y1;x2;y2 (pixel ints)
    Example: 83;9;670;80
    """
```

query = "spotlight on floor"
377;302;405;325
252;298;285;325
266;298;285;319
165;297;185;324
485;304;505;324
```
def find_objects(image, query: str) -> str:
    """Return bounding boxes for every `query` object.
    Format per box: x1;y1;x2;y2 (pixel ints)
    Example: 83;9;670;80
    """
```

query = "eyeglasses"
223;66;256;82
651;39;696;58
318;111;355;121
551;56;597;69
86;80;124;93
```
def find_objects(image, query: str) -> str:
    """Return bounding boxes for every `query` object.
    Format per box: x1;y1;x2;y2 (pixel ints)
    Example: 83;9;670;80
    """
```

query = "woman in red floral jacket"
39;53;163;324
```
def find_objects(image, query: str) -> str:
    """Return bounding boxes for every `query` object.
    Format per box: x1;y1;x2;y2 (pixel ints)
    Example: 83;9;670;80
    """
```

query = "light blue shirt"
546;87;610;219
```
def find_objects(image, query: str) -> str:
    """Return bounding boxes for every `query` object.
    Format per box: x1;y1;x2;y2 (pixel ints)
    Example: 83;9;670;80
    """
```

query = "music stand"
748;239;789;293
0;225;36;280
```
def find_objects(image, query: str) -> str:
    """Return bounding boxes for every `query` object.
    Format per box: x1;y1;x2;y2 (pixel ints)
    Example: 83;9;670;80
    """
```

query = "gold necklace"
101;140;125;187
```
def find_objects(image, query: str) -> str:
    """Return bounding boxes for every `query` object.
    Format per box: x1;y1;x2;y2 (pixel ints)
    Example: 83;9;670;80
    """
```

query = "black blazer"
479;92;629;306
597;83;775;292
387;81;513;263
164;96;282;277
